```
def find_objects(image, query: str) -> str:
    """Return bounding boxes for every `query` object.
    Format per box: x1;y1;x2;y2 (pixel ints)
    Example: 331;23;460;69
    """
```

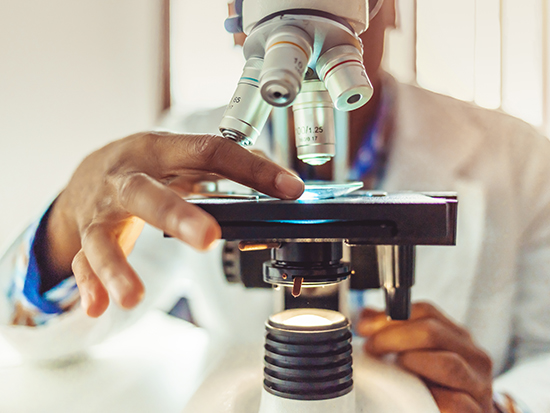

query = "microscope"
183;1;458;412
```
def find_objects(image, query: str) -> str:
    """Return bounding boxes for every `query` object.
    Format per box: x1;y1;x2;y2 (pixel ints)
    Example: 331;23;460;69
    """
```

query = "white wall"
0;0;162;250
170;0;245;113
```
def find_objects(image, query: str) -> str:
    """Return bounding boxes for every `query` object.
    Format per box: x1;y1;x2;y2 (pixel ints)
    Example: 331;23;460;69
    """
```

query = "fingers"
61;131;303;320
72;250;109;317
80;223;145;312
360;305;492;371
117;172;221;250
148;133;304;200
430;387;483;413
357;302;493;412
357;302;467;337
398;351;490;402
364;317;470;357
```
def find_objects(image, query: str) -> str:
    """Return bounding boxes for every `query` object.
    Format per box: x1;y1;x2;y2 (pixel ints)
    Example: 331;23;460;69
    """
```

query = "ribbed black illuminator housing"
263;309;353;401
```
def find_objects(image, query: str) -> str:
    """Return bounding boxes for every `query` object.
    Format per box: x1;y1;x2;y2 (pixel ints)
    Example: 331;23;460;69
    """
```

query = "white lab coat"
1;77;550;412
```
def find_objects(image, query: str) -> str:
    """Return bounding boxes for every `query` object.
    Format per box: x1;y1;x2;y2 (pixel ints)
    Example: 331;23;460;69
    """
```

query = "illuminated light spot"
283;314;332;327
265;219;340;225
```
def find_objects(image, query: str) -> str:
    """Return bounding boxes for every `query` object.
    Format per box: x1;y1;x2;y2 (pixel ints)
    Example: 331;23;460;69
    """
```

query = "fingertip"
86;300;109;318
179;212;221;251
83;287;110;318
110;275;145;310
275;172;305;199
119;286;145;309
201;219;222;250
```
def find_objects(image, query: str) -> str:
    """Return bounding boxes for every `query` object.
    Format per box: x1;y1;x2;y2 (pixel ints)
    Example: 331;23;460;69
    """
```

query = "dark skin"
42;133;304;316
357;303;495;413
41;2;496;411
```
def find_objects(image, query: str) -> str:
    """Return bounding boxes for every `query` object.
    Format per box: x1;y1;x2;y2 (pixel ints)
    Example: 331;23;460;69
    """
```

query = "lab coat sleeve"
493;125;550;413
0;209;81;328
0;212;181;362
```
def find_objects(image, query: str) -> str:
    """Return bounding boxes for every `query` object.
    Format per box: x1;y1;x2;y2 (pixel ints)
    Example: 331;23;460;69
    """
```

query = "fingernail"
275;172;304;199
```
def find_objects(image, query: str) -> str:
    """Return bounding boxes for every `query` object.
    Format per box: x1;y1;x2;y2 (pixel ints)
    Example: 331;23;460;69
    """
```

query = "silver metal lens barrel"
317;45;373;111
219;57;273;147
259;25;313;107
292;80;335;166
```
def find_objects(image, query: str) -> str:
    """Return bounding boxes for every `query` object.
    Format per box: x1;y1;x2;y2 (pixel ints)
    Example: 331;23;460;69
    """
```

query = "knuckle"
117;172;147;207
457;324;472;339
418;318;443;347
97;265;117;283
141;131;163;154
154;199;181;230
71;252;88;281
397;352;417;369
478;382;493;402
248;155;269;183
190;134;225;164
80;221;100;244
133;131;176;173
450;394;480;413
474;349;493;375
443;352;470;382
413;302;437;317
80;221;112;252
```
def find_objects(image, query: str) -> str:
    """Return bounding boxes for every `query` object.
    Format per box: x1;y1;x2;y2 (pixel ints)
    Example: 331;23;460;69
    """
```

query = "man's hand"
356;302;495;413
44;132;304;317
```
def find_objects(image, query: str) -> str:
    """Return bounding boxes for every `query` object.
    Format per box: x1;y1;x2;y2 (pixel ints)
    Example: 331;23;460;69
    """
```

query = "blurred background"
1;0;549;250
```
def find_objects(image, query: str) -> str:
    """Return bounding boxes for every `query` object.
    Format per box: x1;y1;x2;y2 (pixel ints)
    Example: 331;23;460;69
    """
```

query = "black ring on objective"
254;9;355;33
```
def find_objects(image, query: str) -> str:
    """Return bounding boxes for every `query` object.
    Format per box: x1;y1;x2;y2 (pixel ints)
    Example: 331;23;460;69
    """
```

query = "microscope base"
182;343;439;413
258;389;355;413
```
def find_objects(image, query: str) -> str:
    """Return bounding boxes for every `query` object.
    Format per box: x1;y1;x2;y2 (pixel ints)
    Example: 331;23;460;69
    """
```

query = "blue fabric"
348;118;380;181
224;0;244;33
22;209;63;315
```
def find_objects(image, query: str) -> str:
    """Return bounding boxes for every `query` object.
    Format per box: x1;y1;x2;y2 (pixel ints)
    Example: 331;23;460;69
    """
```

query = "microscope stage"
190;191;457;245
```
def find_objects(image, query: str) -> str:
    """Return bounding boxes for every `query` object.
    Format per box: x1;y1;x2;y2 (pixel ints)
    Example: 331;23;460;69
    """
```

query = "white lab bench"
0;311;209;413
